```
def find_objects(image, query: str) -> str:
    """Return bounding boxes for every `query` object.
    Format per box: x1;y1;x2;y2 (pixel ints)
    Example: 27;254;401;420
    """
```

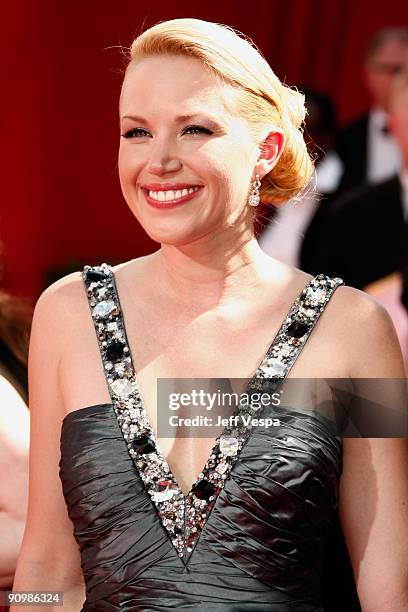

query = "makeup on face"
118;55;258;245
141;183;205;209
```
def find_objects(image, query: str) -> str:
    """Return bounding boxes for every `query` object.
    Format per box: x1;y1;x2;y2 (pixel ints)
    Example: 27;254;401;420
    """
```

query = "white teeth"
148;186;199;201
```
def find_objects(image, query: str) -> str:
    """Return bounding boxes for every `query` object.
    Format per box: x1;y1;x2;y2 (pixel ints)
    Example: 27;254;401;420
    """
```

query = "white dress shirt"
258;152;343;268
367;108;401;184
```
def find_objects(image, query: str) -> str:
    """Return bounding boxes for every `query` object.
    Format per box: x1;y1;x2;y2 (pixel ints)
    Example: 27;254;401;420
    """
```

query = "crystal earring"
248;174;261;207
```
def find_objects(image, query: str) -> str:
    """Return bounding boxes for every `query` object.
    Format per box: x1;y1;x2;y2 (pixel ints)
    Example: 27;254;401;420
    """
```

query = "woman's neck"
148;235;289;312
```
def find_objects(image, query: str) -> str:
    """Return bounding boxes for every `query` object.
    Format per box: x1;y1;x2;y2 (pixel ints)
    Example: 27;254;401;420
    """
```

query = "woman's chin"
143;227;202;247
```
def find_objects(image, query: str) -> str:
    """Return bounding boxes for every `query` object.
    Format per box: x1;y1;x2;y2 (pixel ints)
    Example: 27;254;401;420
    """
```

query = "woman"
13;19;408;611
0;290;30;603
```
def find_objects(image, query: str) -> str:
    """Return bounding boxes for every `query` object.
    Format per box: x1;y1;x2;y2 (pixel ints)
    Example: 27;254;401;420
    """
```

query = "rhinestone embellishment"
83;265;343;561
263;358;286;377
151;480;180;503
306;286;327;306
110;378;134;398
219;435;239;457
253;274;343;382
93;300;115;318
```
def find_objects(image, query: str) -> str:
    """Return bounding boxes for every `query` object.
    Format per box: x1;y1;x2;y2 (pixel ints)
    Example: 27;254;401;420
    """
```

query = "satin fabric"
59;402;341;611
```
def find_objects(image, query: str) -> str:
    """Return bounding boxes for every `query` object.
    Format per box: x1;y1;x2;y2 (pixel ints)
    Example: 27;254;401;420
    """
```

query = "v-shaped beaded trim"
83;264;343;561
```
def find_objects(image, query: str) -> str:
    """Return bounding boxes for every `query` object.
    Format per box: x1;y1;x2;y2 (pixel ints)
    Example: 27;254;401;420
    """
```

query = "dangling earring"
248;174;261;207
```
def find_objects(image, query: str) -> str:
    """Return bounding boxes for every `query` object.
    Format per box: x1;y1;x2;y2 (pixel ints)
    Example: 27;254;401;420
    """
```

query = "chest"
60;297;344;414
60;297;345;498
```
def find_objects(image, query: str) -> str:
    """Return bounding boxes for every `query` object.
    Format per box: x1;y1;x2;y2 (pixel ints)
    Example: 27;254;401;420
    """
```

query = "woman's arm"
11;279;85;611
0;375;29;588
338;287;408;611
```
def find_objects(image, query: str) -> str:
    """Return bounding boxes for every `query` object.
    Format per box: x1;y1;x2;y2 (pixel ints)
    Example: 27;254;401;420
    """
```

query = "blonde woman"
13;19;408;612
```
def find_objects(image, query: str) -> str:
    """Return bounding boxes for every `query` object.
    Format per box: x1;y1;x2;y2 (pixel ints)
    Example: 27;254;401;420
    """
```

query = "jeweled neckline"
82;263;343;563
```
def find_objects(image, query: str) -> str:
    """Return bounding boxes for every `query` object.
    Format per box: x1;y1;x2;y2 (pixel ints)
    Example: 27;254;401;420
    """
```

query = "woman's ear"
255;129;285;178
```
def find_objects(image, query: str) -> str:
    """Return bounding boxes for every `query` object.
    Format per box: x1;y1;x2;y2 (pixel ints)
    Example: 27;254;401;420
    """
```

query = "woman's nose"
146;141;182;175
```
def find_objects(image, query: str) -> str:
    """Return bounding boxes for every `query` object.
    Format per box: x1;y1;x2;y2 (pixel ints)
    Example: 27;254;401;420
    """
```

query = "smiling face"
118;55;262;246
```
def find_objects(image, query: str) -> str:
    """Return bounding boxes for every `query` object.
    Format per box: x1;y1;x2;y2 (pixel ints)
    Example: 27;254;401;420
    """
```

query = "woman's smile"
141;183;204;209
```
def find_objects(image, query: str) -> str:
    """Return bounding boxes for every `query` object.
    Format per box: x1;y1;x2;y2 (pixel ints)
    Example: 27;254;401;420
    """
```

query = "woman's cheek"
118;162;137;209
119;151;140;190
196;148;229;181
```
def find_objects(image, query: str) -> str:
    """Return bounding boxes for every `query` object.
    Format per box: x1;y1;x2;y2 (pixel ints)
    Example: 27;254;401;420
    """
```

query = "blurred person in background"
308;63;408;291
0;287;31;603
336;27;408;193
259;89;342;266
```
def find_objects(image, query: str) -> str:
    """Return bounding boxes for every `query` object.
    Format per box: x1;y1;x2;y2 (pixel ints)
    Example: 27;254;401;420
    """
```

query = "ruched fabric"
60;402;341;611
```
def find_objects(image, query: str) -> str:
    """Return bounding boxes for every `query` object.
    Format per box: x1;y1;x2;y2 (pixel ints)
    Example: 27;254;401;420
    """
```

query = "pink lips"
142;184;203;209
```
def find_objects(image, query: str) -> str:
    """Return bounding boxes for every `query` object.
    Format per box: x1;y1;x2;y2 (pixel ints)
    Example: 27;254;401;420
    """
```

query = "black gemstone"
132;435;156;454
191;479;216;500
105;341;125;362
286;320;309;338
174;525;183;535
86;269;108;283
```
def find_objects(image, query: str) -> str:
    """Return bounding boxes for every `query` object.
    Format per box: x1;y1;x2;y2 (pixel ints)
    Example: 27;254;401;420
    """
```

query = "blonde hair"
126;18;314;205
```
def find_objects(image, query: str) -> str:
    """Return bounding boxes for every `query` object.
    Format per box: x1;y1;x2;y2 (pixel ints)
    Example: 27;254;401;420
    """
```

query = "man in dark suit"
400;225;408;312
302;65;408;290
301;176;405;288
336;27;408;193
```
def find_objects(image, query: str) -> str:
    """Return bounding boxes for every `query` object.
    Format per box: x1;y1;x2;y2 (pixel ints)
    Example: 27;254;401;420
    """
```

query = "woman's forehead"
124;54;214;81
120;55;239;116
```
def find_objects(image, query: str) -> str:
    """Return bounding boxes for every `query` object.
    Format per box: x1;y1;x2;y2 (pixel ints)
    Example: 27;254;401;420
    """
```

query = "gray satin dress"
59;264;345;611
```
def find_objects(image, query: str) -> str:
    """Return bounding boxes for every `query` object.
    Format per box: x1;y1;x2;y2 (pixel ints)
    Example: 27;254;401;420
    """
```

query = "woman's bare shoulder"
329;282;395;329
29;273;89;371
35;256;152;312
33;271;86;328
33;256;153;334
325;283;405;377
36;270;83;302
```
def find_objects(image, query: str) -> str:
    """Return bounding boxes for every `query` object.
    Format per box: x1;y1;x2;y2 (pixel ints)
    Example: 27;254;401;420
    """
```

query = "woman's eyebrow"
120;114;149;123
120;113;223;125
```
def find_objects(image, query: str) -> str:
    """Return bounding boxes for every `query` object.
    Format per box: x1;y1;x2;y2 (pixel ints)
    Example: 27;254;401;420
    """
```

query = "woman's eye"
183;125;213;136
121;127;150;139
121;125;213;139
